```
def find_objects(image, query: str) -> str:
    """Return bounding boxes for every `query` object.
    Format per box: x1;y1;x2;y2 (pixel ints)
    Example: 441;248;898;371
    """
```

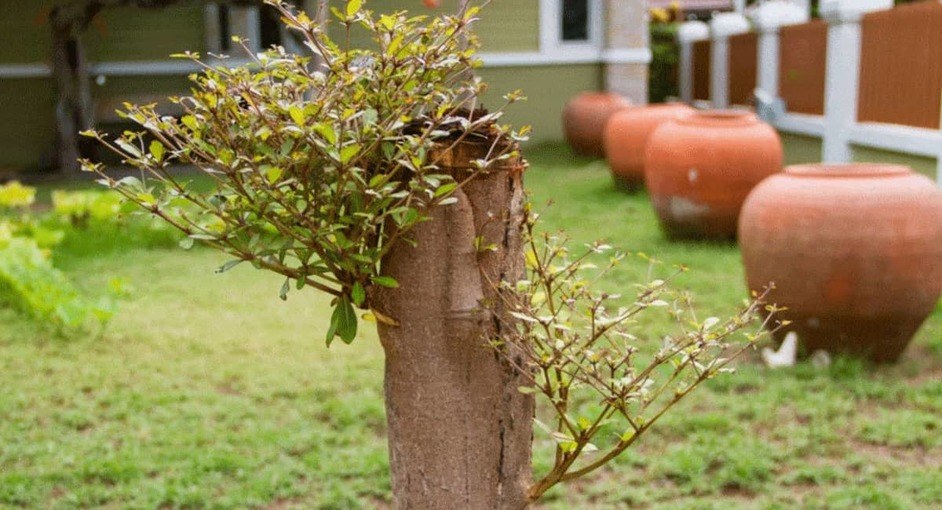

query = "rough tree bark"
373;140;534;509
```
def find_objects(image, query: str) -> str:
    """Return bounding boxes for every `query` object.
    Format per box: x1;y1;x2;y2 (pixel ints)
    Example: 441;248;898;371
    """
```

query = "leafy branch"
491;209;783;501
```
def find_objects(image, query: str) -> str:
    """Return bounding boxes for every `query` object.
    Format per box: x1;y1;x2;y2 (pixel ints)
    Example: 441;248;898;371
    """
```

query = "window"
561;0;590;42
539;0;602;57
259;5;285;49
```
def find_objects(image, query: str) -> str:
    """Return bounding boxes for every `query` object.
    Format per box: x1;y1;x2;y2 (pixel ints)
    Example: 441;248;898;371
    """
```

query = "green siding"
463;0;541;52
85;5;206;61
0;1;56;63
479;65;603;143
327;0;539;53
0;78;57;169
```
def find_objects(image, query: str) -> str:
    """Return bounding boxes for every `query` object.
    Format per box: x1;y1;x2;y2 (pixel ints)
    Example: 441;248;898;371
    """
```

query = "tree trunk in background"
374;141;533;509
50;22;94;176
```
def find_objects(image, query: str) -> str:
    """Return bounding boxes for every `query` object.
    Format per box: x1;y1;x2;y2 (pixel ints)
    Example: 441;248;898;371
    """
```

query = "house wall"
85;5;207;61
0;80;57;170
0;1;56;62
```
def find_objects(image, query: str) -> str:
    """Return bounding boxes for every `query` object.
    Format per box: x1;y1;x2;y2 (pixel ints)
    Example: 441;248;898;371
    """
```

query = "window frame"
539;0;605;58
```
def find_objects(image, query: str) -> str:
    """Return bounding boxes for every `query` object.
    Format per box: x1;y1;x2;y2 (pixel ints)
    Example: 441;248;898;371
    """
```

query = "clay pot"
562;92;632;157
645;110;782;240
603;103;693;191
740;164;942;363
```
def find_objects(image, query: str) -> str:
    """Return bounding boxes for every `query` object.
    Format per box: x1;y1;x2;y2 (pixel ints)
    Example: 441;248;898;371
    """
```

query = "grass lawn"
1;142;941;509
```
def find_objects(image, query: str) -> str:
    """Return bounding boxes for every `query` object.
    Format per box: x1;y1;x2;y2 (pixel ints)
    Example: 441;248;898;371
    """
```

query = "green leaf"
434;182;458;198
313;124;337;145
346;0;362;18
149;140;166;162
179;237;195;250
289;106;306;125
115;139;142;158
279;278;290;301
371;275;399;288
351;282;366;306
339;144;362;164
264;165;283;184
215;259;243;274
181;115;199;131
327;297;358;346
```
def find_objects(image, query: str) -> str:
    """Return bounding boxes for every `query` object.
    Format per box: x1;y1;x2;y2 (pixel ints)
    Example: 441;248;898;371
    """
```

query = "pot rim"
677;109;758;127
785;163;912;178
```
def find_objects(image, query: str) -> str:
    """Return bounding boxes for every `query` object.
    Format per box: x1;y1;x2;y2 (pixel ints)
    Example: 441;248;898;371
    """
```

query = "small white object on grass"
810;349;832;369
762;332;798;368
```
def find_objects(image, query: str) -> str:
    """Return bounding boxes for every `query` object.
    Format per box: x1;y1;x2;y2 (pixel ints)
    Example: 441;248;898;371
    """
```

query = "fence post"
709;13;750;109
676;21;709;104
750;2;809;101
820;0;893;163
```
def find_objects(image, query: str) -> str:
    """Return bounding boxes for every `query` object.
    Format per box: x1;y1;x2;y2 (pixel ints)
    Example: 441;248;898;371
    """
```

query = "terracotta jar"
739;164;942;362
562;92;632;158
644;110;782;240
604;103;693;191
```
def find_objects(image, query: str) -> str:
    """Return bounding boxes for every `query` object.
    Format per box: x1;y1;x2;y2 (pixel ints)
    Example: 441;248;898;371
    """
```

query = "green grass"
2;143;941;509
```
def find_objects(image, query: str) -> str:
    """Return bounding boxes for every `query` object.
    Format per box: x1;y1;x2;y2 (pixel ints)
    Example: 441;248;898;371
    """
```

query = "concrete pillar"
709;13;750;109
203;4;222;54
820;0;893;163
603;0;651;104
230;6;262;53
676;21;709;104
750;1;810;100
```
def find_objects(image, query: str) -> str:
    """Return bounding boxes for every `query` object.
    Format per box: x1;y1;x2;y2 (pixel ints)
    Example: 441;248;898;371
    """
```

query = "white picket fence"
677;0;942;186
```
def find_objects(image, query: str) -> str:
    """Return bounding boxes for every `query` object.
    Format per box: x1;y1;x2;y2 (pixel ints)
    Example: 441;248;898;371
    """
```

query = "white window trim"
539;0;605;62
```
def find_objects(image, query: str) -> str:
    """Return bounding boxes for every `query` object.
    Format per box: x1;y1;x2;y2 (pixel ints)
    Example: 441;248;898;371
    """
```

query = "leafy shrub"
649;23;679;103
48;189;181;257
52;189;123;227
0;181;36;208
0;236;117;331
0;182;120;332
